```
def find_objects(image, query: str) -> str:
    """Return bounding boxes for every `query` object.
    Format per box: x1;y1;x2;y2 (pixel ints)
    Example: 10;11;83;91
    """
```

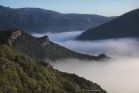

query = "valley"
0;1;139;93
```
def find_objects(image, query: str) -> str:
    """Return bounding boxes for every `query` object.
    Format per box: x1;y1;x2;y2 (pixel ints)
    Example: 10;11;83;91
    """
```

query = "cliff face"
42;36;50;46
7;30;50;46
8;30;22;45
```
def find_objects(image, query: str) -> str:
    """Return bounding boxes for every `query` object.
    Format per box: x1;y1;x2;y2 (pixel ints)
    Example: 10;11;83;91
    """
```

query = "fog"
31;31;83;42
32;31;139;93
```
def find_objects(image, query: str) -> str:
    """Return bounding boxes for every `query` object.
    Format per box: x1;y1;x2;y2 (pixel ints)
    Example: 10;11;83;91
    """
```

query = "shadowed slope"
76;9;139;40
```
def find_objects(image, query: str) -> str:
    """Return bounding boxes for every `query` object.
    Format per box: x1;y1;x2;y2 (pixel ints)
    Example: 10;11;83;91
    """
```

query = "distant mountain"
0;45;107;93
0;29;109;61
0;5;116;33
76;9;139;40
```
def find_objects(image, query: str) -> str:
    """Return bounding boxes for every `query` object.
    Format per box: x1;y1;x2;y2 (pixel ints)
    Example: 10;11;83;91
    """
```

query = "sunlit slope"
0;45;107;93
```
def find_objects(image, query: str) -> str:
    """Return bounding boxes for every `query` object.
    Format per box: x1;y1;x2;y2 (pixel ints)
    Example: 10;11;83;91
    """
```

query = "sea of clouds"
32;31;139;93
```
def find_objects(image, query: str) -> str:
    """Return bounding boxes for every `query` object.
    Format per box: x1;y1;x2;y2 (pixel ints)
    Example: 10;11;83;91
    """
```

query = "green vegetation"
0;29;109;61
76;9;139;40
0;29;107;92
0;5;110;93
0;45;107;93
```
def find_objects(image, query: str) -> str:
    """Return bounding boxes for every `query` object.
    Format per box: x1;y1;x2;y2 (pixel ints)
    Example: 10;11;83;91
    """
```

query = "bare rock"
8;30;22;45
42;36;50;46
97;53;110;60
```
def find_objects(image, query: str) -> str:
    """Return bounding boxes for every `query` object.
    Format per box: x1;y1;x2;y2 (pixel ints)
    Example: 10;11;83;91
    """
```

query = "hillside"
0;44;107;93
0;5;115;33
76;9;139;40
0;29;109;61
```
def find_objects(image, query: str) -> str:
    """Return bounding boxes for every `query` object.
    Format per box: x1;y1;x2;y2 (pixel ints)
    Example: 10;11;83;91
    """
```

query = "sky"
0;0;139;16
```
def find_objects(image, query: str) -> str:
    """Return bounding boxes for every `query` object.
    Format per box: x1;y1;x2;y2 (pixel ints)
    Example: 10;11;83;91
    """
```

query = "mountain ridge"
0;29;108;92
0;44;107;93
0;5;116;33
0;29;109;61
76;8;139;40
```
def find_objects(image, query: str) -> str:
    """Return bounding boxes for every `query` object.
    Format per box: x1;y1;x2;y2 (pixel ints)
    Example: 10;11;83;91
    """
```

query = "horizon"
0;0;139;16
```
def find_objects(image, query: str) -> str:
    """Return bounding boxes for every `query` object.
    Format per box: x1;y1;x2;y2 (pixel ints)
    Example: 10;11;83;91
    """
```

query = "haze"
1;0;139;16
32;31;139;93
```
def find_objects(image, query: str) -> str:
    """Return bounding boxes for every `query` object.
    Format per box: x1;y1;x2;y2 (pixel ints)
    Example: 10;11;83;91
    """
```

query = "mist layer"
32;31;139;93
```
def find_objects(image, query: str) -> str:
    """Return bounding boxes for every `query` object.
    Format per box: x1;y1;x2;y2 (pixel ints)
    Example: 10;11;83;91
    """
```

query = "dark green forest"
0;44;107;93
0;29;107;93
0;29;109;61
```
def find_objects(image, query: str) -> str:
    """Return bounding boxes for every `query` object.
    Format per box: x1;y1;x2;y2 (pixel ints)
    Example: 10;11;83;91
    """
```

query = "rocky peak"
97;54;110;60
8;30;22;45
42;35;50;46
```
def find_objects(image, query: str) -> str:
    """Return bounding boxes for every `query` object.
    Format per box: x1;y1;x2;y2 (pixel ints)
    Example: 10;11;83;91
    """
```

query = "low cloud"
57;38;139;58
32;31;139;93
50;57;139;93
31;31;83;42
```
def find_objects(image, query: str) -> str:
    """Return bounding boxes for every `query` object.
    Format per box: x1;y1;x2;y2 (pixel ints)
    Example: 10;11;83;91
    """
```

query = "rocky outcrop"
42;36;50;46
97;54;110;60
40;61;53;68
8;30;22;45
0;29;110;61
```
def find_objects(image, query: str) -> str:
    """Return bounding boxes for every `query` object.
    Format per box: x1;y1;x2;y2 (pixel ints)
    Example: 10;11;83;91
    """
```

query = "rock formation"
97;54;110;60
8;30;22;45
42;36;50;46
